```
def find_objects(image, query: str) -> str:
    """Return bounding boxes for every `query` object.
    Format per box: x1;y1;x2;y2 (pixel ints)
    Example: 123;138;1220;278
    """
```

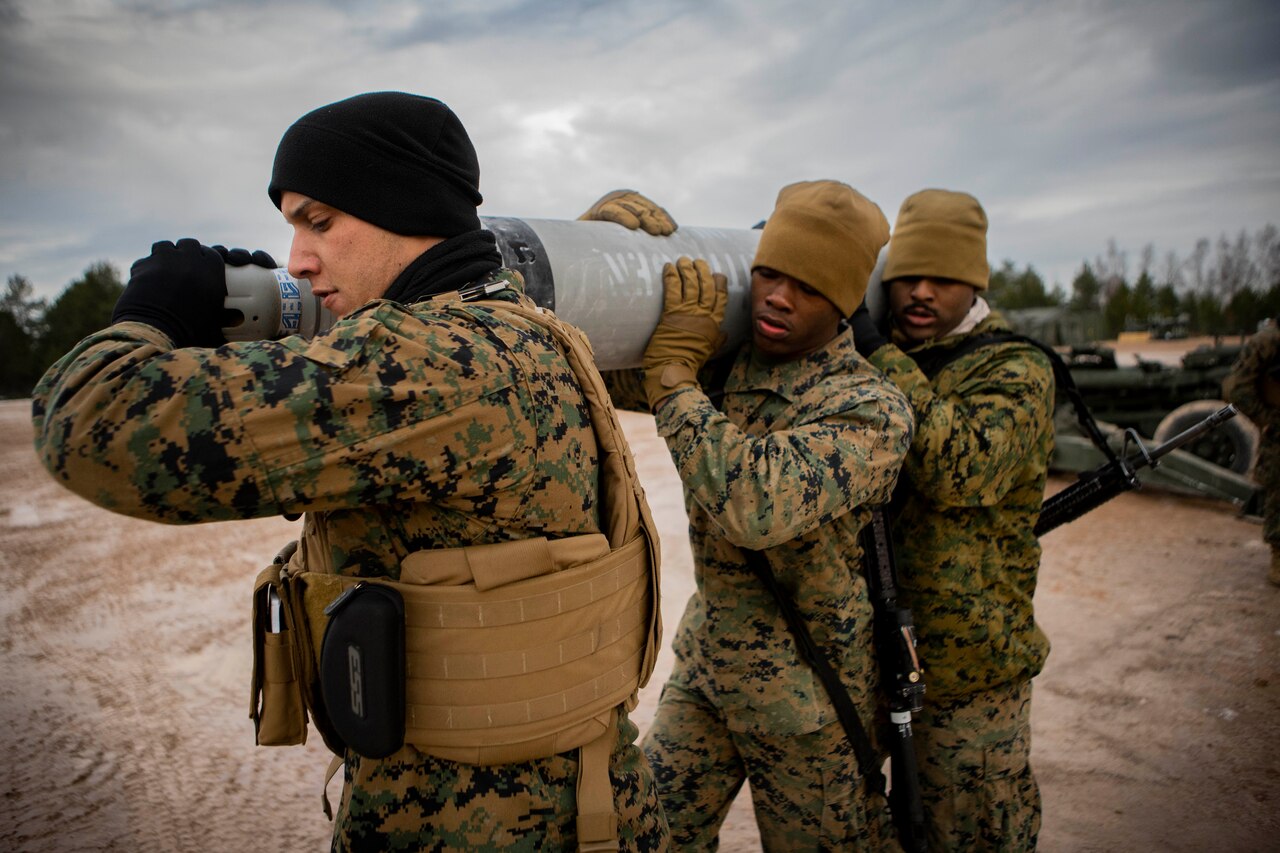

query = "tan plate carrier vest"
250;295;662;852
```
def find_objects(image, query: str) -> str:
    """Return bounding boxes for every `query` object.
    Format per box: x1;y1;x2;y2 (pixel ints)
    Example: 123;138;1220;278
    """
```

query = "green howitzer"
1035;404;1239;537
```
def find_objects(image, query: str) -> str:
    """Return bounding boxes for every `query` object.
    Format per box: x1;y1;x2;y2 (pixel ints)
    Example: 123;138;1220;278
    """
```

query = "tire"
1153;399;1259;475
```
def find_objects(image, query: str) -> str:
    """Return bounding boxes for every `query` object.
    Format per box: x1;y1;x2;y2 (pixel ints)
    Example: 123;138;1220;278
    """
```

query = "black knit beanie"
268;92;483;237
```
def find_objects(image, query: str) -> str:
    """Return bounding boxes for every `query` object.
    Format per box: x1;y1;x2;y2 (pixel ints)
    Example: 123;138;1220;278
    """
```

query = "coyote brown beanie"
884;189;990;290
268;92;483;237
752;180;890;317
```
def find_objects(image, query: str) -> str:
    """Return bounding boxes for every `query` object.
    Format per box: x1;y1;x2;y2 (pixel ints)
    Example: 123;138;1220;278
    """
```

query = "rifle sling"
740;547;887;797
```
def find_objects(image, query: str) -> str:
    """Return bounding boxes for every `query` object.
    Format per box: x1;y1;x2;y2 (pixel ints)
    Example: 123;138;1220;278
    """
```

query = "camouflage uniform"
1222;321;1280;583
867;310;1055;852
608;330;914;850
32;268;669;852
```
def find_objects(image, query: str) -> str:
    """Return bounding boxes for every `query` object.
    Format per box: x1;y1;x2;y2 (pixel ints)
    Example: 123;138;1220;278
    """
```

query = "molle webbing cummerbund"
362;531;650;764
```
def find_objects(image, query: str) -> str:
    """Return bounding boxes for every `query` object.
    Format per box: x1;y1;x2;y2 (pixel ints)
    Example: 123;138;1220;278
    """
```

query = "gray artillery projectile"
223;217;763;370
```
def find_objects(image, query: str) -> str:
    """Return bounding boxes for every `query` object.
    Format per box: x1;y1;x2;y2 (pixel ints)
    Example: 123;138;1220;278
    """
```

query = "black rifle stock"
1035;403;1239;536
861;509;927;853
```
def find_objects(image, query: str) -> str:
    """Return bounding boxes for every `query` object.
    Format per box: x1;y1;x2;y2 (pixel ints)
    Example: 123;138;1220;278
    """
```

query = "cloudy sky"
2;0;1278;302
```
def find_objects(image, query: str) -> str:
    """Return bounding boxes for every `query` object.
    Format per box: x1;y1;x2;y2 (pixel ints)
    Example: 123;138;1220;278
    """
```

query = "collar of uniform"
426;267;527;305
947;295;991;337
729;326;857;404
896;307;1012;360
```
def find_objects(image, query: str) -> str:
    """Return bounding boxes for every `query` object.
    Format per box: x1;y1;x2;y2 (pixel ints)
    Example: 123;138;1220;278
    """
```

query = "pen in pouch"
268;586;282;633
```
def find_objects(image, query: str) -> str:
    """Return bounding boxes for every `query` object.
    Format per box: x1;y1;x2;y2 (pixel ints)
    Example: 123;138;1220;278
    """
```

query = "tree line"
2;264;123;399
4;224;1279;398
986;224;1280;339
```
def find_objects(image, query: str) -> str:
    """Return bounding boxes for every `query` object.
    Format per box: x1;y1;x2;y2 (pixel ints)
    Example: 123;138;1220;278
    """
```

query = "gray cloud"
1154;0;1280;92
1;0;1277;300
373;0;699;50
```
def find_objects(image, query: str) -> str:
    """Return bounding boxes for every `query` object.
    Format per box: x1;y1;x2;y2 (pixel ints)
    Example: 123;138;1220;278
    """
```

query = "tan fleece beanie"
752;180;890;317
884;189;990;290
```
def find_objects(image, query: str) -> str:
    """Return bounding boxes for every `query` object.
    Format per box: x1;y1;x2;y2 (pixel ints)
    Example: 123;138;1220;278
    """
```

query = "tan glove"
642;256;727;409
578;189;678;236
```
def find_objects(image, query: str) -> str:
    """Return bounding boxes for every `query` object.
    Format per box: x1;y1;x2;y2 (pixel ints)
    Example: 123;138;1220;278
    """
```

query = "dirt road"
2;396;1277;851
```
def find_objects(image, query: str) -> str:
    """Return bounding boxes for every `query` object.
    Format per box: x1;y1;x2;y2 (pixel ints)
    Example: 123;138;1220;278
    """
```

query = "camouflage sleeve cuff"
111;320;179;349
652;385;715;439
600;367;651;413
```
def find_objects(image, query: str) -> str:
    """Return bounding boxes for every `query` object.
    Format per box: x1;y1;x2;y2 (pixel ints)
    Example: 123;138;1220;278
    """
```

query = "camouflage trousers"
1255;440;1280;546
912;679;1040;852
331;710;670;852
642;659;900;851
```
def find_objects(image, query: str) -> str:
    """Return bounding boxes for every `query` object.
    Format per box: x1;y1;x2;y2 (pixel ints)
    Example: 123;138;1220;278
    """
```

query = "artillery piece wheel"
1153;399;1259;475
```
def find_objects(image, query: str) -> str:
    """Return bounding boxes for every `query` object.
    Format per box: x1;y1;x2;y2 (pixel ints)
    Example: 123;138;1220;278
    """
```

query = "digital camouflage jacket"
31;269;669;850
868;310;1055;699
609;330;914;736
1223;322;1280;440
1222;322;1280;543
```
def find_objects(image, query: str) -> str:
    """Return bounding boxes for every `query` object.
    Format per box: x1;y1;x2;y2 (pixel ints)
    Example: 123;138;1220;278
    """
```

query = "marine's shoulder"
956;315;1054;373
801;338;912;417
1244;323;1280;355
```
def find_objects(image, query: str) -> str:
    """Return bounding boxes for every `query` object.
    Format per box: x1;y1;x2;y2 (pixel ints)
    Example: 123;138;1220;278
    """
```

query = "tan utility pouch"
250;551;307;746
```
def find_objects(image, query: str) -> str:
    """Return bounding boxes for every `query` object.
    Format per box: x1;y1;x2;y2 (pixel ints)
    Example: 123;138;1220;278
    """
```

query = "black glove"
213;245;277;270
850;298;888;357
113;239;271;349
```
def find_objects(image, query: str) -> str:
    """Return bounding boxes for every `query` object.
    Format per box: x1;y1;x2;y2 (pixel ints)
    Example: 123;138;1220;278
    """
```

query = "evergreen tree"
1262;282;1280;323
1153;283;1180;318
1103;280;1132;338
1069;263;1102;311
1130;270;1156;328
36;262;124;373
1226;287;1265;335
0;275;46;398
987;260;1060;310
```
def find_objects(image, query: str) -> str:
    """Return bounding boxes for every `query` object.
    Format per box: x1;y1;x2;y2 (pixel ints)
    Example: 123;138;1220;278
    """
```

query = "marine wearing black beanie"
268;92;483;238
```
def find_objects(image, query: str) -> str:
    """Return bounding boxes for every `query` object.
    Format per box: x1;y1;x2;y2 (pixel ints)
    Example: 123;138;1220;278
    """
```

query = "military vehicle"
1048;339;1260;509
1059;340;1255;472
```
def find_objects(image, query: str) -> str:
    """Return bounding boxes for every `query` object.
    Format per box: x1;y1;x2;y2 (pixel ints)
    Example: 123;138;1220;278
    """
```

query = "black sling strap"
740;547;887;797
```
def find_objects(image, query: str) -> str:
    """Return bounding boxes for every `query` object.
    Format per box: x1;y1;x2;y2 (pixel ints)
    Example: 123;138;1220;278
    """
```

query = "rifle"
1035;403;1239;536
861;508;928;853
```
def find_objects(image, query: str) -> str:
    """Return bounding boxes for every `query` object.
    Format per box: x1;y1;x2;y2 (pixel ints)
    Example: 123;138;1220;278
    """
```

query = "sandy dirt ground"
1107;334;1252;367
2;363;1278;851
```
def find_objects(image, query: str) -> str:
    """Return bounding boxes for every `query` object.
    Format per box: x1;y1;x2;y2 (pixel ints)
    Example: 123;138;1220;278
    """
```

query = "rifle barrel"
1036;404;1239;536
1140;404;1238;469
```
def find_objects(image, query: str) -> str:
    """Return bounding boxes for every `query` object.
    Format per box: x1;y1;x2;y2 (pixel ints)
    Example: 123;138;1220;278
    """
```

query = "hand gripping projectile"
222;216;762;372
